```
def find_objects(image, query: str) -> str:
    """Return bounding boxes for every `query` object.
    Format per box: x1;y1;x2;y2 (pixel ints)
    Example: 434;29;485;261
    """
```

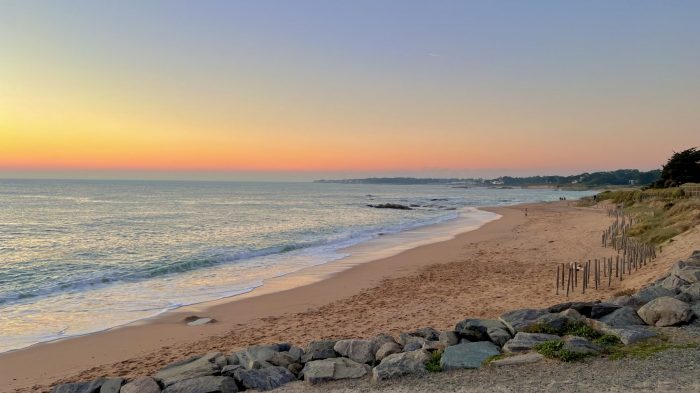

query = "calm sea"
0;179;594;352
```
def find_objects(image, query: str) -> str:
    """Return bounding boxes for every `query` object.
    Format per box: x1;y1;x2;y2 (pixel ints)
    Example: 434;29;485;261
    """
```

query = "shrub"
534;340;588;362
425;350;443;372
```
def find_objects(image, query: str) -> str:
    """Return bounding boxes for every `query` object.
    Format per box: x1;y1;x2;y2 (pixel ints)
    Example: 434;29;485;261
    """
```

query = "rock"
333;339;375;364
214;356;228;369
675;292;694;303
562;336;602;355
659;275;691;291
637;296;693;326
302;358;370;384
438;331;459;347
98;379;123;393
269;352;297;368
422;340;445;352
221;365;242;377
670;260;700;283
398;333;427;347
402;342;423;352
681;283;700;302
559;308;586;322
490;352;544;367
187;318;214;327
547;302;597;317
233;366;295;391
409;327;440;341
155;353;221;387
287;363;303;377
375;342;402;361
586;319;657;345
120;377;161;393
368;203;412;210
51;380;106;393
590;303;622;319
499;308;548;334
163;376;237;393
599;307;646;327
528;313;576;334
301;340;337;362
236;344;282;369
454;319;511;346
608;295;640;308
370;334;397;352
439;341;500;370
691;302;700;318
372;350;431;382
502;332;561;353
633;286;678;305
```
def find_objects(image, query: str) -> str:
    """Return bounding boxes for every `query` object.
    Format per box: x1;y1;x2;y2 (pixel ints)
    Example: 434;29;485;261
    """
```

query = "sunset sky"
1;1;698;180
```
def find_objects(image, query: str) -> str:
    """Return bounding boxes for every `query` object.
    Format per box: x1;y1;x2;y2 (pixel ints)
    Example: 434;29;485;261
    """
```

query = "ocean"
0;179;594;353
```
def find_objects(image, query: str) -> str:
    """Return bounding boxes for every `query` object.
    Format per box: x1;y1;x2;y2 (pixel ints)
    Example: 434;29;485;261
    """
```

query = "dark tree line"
653;147;700;188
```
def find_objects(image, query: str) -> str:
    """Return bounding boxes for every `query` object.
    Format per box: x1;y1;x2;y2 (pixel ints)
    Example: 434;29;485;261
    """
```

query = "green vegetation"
592;334;622;348
425;350;443;372
534;340;589;362
525;321;601;340
595;189;700;245
653;147;700;188
608;338;698;360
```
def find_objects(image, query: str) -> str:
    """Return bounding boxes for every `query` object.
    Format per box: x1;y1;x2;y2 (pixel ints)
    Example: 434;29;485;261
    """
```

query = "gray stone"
599;307;646;327
372;349;431;382
221;365;242;377
586;319;657;345
691;302;700;318
186;318;214;327
288;346;304;363
562;336;602;355
455;319;511;346
490;352;544;367
633;286;678;305
659;275;691;291
402;342;423;352
287;363;303;377
547;302;597;317
98;379;123;393
422;340;445;352
398;333;427;347
559;308;586;322
675;292;694;303
51;380;105;393
681;282;700;302
233;366;295;391
608;295;640;309
439;341;500;370
236;344;282;369
529;313;576;334
637;296;693;326
410;327;440;341
375;342;402;361
499;308;548;334
214;356;228;369
671;260;700;283
370;334;397;352
590;303;622;319
163;376;237;393
502;332;561;353
438;331;459;347
333;339;375;364
302;357;370;385
301;340;337;362
155;353;221;387
269;352;297;368
120;377;161;393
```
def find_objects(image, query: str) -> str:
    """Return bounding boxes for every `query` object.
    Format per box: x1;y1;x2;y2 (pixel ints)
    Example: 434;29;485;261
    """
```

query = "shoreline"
4;200;695;392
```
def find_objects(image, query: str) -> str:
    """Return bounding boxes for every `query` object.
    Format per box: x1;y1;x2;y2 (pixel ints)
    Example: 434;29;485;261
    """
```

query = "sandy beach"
2;201;698;393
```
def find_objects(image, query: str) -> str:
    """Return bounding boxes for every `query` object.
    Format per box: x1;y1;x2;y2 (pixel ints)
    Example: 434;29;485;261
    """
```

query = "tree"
654;147;700;188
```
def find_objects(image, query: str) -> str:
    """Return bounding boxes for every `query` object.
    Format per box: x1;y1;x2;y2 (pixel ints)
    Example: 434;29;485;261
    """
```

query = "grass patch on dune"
596;190;700;245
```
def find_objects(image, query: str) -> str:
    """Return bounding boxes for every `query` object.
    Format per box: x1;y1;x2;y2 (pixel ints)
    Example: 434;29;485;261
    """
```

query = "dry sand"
2;201;697;392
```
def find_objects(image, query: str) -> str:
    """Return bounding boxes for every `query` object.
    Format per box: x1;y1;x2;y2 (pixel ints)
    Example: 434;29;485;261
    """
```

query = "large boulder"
371;350;430;382
637;296;693;327
559;308;586;322
155;353;221;387
162;376;237;393
333;339;375;364
454;319;511;346
408;327;440;341
633;286;678;305
528;313;577;334
370;334;397;352
235;344;287;370
547;301;597;317
120;377;160;393
375;342;402;361
438;331;459;347
439;342;500;370
301;358;370;385
599;307;646;327
502;332;560;353
670;260;700;283
232;366;295;391
301;340;337;363
659;275;690;291
691;302;700;319
681;283;700;302
499;309;548;334
562;336;602;355
269;352;297;368
51;380;106;393
586;319;656;345
98;379;124;393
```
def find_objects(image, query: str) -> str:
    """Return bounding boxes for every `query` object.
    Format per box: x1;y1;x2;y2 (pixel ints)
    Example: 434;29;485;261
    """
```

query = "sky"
1;1;698;181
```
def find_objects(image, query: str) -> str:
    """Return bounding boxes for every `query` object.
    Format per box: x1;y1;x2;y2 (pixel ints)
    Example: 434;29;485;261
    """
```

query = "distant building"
629;180;638;185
